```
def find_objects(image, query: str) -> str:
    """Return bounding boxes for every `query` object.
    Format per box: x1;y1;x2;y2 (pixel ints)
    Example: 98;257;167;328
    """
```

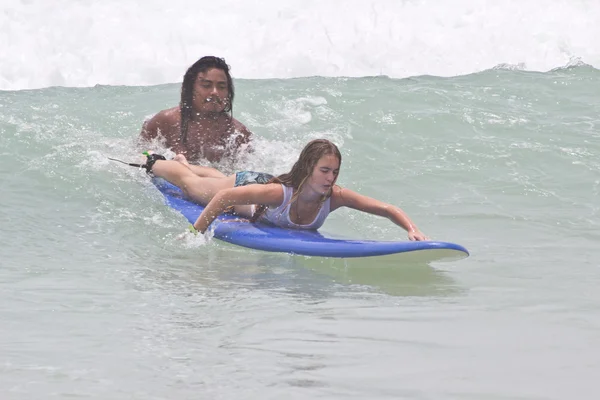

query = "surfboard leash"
107;152;166;173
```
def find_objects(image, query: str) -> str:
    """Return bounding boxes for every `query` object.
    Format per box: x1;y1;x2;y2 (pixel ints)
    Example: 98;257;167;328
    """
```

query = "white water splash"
2;0;600;89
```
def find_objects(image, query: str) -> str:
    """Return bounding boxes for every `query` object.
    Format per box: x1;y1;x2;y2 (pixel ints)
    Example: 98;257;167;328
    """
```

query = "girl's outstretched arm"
193;183;283;233
331;186;428;241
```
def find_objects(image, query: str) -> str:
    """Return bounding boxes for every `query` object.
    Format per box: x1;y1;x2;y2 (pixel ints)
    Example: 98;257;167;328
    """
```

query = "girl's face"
306;153;340;195
192;68;229;113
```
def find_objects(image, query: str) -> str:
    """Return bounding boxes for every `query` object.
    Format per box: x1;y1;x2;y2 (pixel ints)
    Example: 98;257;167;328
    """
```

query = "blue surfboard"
153;179;469;261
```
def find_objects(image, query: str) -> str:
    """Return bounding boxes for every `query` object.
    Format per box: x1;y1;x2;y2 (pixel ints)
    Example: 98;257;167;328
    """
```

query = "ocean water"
1;1;600;399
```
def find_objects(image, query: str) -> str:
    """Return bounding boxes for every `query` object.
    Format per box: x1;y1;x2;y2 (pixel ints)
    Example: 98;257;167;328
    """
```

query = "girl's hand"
408;230;429;241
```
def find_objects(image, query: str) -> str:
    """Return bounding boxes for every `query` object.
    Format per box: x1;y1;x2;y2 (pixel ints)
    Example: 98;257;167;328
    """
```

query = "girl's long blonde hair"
250;139;342;222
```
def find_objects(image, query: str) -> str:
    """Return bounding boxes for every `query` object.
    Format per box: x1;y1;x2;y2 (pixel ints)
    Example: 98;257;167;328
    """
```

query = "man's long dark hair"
180;56;235;144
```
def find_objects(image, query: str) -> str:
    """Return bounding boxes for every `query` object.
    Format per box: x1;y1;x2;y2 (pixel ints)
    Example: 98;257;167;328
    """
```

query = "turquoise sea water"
2;66;599;398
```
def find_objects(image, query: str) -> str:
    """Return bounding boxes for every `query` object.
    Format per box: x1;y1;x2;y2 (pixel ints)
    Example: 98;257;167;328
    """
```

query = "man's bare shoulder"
141;107;180;140
148;107;180;127
231;117;252;137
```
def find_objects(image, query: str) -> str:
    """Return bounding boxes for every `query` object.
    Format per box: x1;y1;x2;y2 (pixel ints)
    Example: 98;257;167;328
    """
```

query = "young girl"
146;139;428;241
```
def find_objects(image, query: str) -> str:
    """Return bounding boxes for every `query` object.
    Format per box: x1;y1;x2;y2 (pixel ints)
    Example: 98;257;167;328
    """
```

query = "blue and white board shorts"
234;171;274;187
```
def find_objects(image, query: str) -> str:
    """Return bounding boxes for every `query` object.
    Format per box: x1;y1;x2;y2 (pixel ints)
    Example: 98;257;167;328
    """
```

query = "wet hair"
251;139;342;222
180;56;235;143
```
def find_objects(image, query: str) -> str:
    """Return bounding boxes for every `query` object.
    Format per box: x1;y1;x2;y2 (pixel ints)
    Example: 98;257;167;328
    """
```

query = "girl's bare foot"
173;154;190;166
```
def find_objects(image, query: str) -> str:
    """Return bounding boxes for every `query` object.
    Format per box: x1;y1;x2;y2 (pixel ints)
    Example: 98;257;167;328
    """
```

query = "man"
140;56;252;164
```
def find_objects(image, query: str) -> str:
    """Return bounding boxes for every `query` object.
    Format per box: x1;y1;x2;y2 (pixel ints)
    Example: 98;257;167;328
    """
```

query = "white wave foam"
2;0;599;90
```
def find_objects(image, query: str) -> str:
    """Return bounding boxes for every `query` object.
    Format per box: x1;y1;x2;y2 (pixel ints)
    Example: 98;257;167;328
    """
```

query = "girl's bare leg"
173;154;226;178
152;160;235;205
